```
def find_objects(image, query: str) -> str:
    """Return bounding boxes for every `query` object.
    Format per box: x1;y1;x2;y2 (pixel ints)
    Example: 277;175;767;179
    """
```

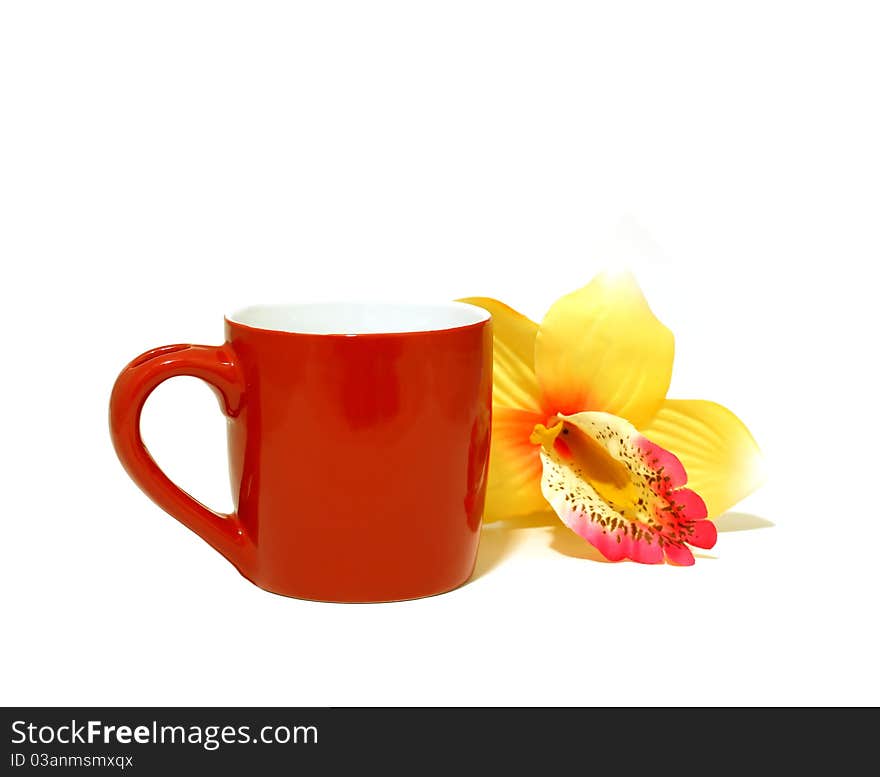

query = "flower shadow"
471;510;773;578
714;511;775;532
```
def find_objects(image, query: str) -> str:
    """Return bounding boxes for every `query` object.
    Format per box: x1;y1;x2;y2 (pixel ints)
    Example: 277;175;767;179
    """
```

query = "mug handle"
109;343;255;573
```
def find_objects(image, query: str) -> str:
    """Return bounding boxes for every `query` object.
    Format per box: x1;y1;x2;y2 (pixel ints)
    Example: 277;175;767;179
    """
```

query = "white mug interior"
226;301;490;335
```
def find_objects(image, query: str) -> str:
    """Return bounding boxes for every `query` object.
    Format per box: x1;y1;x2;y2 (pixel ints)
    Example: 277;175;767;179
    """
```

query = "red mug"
110;302;493;602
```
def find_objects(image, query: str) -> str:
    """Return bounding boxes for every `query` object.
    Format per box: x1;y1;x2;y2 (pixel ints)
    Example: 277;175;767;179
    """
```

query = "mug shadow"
471;510;773;579
471;525;519;580
471;510;557;580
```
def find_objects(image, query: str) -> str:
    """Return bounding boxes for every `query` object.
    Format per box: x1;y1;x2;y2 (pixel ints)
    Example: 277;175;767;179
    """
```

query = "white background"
1;1;878;706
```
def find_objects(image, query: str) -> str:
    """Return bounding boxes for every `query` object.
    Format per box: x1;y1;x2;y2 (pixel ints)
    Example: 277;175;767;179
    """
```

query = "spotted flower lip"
460;271;764;565
534;412;716;565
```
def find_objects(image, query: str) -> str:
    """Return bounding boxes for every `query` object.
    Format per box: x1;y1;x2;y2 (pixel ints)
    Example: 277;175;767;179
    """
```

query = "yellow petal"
458;297;543;412
640;399;765;518
482;406;547;522
534;271;674;428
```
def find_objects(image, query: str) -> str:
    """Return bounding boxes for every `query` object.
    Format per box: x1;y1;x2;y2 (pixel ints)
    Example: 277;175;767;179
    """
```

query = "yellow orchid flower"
461;271;764;566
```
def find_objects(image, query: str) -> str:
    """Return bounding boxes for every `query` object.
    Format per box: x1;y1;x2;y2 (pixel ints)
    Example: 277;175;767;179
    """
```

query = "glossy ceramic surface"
109;304;492;602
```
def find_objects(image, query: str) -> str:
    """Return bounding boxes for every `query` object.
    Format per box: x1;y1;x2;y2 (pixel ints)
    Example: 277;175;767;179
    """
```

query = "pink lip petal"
538;411;718;565
689;519;717;550
635;435;688;489
662;543;696;567
671;487;709;521
566;510;664;564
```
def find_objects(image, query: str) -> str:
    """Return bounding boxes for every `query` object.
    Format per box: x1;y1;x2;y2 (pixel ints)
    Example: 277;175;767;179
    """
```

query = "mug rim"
225;300;491;336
